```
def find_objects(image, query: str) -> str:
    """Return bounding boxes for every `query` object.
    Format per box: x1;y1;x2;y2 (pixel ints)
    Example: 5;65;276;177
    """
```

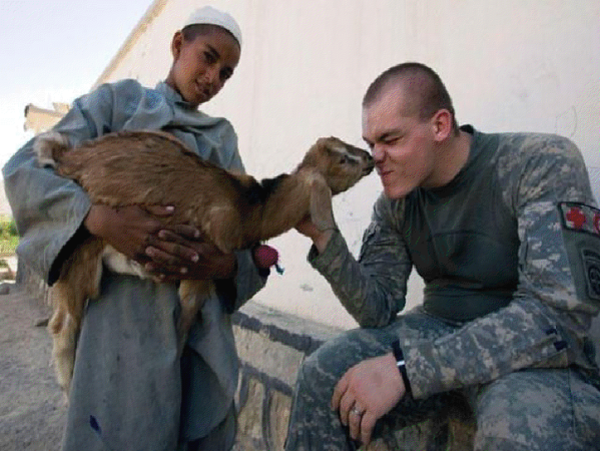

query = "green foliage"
0;216;18;255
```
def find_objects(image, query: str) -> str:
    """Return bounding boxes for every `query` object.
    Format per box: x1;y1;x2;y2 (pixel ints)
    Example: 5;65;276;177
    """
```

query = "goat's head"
299;137;374;194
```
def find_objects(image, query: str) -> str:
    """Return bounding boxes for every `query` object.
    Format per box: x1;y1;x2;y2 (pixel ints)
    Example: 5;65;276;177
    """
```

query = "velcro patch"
558;202;600;304
580;247;600;300
558;202;600;236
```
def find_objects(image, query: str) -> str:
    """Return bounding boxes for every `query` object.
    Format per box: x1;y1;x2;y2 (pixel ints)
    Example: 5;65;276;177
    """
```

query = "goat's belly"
102;245;149;279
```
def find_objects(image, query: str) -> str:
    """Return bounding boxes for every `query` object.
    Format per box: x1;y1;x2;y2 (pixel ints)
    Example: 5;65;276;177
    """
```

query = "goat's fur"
34;129;374;396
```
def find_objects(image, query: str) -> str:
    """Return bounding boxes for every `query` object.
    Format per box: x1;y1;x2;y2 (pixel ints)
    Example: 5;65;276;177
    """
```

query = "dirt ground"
0;282;66;451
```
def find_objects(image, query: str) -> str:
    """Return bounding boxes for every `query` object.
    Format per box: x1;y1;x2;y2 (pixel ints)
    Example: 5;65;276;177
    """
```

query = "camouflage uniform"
285;126;600;450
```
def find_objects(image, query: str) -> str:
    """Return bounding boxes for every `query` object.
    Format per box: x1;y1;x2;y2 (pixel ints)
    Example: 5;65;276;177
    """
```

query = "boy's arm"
3;84;116;284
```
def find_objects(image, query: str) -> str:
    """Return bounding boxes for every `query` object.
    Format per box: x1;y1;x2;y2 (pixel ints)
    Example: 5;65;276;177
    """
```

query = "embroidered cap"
183;5;242;47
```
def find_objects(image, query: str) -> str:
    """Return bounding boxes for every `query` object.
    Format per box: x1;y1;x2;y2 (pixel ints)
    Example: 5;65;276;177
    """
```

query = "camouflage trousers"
285;307;600;451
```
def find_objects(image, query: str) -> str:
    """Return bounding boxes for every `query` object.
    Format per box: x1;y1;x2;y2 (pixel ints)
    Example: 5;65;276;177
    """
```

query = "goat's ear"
309;176;335;231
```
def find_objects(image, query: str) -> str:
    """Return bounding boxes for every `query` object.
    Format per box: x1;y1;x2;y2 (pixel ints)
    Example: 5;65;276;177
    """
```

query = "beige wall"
23;104;65;135
96;0;600;329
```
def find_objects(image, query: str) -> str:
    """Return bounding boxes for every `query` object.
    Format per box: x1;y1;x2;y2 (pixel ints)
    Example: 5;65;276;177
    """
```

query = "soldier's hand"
295;215;335;253
331;353;405;446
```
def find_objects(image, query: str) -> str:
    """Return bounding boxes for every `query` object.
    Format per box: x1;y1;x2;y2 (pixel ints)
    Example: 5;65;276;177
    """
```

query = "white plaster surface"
91;0;600;329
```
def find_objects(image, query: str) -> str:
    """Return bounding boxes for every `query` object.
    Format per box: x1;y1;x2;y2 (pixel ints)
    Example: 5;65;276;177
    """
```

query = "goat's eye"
341;154;359;165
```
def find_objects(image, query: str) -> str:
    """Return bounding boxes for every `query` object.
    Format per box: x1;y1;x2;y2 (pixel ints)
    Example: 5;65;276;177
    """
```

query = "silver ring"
351;406;364;416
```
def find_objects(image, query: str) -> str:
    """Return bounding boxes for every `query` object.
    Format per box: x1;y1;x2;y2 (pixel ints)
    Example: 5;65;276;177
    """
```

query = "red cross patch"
559;202;600;236
566;207;586;229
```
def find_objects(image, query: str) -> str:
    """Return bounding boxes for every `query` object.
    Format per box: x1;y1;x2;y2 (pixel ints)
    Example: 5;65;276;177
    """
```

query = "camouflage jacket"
309;126;600;399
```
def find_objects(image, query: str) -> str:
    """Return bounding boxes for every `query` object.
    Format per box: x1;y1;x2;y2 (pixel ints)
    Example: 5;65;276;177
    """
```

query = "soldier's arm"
308;194;413;327
402;136;600;399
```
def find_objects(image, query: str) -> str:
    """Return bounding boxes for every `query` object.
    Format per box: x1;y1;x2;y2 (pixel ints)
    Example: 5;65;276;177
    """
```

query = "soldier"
285;62;600;450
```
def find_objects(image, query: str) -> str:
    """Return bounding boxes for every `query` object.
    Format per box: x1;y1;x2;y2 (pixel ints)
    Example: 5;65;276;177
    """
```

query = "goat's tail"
34;131;70;168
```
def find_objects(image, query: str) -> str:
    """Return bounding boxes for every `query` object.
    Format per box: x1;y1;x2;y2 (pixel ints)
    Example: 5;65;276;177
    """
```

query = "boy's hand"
84;204;236;281
143;226;237;282
84;204;174;263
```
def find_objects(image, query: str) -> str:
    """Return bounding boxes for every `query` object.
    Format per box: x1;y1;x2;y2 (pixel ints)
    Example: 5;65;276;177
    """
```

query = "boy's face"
167;28;240;107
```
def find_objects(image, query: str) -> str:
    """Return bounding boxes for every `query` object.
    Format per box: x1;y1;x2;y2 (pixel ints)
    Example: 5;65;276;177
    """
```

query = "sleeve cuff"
48;224;93;285
307;229;348;273
403;341;448;399
43;194;92;286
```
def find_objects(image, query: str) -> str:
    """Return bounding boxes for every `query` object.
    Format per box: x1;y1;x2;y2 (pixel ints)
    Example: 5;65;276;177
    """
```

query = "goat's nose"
364;156;375;174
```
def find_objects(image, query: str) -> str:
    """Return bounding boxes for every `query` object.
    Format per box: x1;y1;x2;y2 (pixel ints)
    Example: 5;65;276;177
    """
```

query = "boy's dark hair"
363;62;459;134
181;23;240;47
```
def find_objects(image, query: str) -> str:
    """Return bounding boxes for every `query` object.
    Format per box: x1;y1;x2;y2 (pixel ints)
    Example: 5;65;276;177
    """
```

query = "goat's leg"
48;282;83;398
308;176;336;231
176;280;212;354
48;238;104;398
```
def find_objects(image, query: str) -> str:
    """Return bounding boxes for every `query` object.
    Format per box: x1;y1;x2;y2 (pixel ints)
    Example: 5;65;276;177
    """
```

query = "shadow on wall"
589;166;600;205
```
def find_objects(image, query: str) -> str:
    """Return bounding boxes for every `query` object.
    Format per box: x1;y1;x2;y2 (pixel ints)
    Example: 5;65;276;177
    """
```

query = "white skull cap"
183;5;242;47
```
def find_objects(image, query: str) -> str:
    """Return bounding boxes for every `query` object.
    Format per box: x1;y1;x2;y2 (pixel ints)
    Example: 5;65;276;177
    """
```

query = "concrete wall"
94;0;600;329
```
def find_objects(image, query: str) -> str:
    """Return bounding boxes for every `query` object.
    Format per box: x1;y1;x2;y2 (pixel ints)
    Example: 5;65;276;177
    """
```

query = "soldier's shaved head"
363;62;459;135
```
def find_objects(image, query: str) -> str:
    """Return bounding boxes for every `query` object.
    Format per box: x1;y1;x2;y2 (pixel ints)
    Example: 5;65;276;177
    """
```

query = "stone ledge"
234;301;344;355
232;302;343;451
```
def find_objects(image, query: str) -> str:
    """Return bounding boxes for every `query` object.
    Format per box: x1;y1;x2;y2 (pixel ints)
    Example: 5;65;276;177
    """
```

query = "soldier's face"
167;28;240;108
362;86;438;199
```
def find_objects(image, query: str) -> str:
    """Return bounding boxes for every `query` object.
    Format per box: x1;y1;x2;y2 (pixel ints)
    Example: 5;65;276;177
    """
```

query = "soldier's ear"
431;109;453;142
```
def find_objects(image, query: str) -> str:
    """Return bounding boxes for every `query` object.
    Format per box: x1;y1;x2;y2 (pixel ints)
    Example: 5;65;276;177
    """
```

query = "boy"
4;6;267;451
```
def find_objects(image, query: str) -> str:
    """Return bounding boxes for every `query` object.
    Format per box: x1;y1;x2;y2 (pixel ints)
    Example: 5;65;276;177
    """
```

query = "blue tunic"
3;79;267;450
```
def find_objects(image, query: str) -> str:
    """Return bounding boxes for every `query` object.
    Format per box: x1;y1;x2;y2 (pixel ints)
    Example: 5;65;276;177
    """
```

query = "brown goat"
34;130;374;395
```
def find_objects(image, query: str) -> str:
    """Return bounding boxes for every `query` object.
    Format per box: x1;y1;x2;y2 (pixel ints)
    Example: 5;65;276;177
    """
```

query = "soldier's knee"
474;436;531;451
296;328;371;392
474;368;600;451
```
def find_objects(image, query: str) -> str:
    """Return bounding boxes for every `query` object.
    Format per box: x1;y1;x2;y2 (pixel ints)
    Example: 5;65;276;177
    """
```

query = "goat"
34;130;374;395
